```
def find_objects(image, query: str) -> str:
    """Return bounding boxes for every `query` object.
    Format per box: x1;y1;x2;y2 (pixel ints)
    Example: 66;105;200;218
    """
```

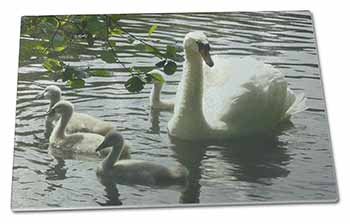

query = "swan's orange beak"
199;44;214;67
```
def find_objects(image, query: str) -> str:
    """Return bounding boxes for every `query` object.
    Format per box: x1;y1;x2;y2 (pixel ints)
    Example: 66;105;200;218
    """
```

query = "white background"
0;0;349;222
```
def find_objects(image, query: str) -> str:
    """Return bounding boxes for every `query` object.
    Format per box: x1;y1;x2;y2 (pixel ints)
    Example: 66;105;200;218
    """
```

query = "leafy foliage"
148;70;165;83
124;76;145;93
20;15;184;92
148;24;158;37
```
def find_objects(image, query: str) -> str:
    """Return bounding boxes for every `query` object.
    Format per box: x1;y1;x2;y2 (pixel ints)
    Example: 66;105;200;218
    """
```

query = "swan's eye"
197;42;211;51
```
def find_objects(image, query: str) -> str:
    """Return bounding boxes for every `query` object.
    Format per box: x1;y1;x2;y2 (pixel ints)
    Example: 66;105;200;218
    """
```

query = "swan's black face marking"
197;42;211;51
197;42;214;67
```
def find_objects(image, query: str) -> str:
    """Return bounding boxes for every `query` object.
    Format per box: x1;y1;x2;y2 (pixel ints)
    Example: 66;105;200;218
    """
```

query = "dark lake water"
12;10;338;210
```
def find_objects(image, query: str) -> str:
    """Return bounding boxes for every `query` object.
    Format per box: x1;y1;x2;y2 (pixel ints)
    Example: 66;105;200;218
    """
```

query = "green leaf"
148;24;158;37
89;69;111;77
144;45;163;58
67;79;85;88
62;66;89;81
34;45;47;54
148;70;165;83
165;45;184;62
111;28;123;35
166;45;177;58
87;33;94;47
43;58;63;72
164;60;177;75
172;54;185;62
44;16;59;28
86;16;105;34
100;51;115;63
54;46;66;52
110;15;121;22
133;40;145;51
127;36;135;44
52;33;68;51
53;33;65;44
62;66;74;81
155;60;166;68
144;45;155;53
124;76;145;92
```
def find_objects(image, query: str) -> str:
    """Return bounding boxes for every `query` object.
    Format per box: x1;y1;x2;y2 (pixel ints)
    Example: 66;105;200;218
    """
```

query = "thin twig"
104;16;131;72
54;15;83;34
114;22;164;59
43;17;62;54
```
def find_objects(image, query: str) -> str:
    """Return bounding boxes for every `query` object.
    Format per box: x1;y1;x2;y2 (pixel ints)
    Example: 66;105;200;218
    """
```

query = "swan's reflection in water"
170;134;292;203
97;172;188;206
219;138;291;183
45;158;67;181
149;109;161;133
97;181;123;206
169;139;206;204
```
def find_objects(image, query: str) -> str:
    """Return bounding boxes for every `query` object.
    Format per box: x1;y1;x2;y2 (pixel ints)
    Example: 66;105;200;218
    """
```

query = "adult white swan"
168;31;307;140
96;130;188;187
48;100;130;159
36;85;113;136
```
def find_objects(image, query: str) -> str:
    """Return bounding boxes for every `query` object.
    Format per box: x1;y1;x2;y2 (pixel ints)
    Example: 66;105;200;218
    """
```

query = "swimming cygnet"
96;130;188;187
149;70;174;110
36;85;113;136
48;100;130;159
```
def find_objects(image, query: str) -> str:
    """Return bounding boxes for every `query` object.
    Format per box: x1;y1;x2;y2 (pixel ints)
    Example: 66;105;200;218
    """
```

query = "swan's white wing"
203;56;307;135
203;56;259;125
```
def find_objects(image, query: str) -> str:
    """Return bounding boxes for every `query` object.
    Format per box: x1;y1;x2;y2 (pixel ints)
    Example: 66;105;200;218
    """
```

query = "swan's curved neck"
168;48;210;138
175;49;205;119
102;143;123;170
49;95;61;111
150;84;162;106
55;110;72;139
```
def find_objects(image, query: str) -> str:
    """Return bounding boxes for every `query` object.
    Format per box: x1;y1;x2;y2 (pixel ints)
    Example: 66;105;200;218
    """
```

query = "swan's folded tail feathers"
217;70;307;135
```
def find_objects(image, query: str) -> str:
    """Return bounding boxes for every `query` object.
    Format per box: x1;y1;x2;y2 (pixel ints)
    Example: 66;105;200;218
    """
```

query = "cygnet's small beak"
95;140;108;152
35;92;45;100
199;44;214;67
46;108;54;116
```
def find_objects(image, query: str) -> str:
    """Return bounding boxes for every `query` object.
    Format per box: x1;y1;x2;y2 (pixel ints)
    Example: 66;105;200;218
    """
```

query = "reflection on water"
149;109;162;134
12;11;338;210
98;183;123;206
219;138;291;183
170;135;292;203
44;158;67;181
171;139;207;204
